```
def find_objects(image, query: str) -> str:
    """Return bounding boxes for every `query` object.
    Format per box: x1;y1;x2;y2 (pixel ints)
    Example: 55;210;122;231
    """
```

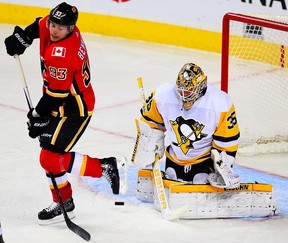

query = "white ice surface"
0;24;288;243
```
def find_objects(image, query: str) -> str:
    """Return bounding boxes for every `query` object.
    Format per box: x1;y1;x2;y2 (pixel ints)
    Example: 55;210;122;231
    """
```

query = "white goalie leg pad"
208;149;240;189
136;169;183;204
133;119;165;169
136;170;154;202
136;170;276;219
168;184;277;219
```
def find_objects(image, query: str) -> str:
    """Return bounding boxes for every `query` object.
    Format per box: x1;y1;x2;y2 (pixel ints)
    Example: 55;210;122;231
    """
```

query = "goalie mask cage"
221;12;288;152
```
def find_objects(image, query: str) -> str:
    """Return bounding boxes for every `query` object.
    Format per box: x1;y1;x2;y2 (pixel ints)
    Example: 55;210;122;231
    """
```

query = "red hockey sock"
50;180;72;202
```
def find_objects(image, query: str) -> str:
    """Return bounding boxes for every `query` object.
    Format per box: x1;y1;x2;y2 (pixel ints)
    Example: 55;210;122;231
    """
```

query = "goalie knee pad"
165;167;177;180
193;173;209;184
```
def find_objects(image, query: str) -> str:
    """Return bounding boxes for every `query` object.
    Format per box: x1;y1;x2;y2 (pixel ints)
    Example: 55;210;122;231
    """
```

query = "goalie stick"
15;54;91;241
136;77;188;220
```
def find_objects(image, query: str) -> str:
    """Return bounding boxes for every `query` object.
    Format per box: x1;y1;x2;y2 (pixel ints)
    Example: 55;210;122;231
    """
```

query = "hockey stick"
15;55;91;241
50;173;91;241
137;77;188;220
14;54;33;110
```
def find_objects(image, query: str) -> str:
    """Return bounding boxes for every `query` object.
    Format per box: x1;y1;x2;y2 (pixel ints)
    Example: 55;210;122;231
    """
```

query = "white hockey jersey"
140;82;240;166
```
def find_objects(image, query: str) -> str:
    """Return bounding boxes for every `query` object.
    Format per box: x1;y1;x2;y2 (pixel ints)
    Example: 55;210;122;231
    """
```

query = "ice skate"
100;157;120;194
0;235;4;243
38;197;75;225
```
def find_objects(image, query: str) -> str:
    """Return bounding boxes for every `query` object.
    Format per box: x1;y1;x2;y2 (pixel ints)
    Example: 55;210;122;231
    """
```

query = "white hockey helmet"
176;63;207;110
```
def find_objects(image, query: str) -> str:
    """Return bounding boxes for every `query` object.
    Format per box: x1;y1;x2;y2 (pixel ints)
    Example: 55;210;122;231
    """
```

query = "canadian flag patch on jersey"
52;47;66;57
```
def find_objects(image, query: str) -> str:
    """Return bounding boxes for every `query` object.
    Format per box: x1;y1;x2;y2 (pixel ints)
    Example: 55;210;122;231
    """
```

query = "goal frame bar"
221;12;288;92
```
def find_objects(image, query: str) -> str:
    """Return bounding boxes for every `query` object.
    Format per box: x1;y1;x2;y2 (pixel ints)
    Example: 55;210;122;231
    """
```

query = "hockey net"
221;13;288;155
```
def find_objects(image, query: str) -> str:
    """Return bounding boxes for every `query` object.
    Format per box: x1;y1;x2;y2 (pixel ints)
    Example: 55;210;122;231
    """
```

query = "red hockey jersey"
38;16;95;117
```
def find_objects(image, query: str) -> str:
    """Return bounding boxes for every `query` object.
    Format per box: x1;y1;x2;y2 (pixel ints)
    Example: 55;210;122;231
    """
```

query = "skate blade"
38;211;76;226
117;157;129;194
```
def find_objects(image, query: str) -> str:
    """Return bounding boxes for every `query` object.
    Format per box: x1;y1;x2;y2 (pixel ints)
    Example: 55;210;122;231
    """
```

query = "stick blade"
162;204;189;221
66;219;91;241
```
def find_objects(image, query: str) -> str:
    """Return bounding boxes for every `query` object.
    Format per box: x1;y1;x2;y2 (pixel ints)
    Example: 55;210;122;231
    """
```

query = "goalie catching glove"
133;119;165;168
208;149;240;189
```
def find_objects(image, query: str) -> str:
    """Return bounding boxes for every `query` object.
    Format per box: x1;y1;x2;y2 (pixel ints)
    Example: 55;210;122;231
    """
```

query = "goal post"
221;12;288;153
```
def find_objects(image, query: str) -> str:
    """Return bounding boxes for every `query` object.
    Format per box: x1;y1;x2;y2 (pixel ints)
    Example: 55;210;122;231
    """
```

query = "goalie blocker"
136;169;277;219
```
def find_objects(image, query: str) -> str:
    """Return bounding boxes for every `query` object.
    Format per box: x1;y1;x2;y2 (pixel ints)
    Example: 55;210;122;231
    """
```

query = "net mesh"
226;14;288;150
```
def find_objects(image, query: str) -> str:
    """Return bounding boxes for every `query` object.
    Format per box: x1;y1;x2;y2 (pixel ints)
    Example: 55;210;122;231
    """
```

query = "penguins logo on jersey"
170;116;207;155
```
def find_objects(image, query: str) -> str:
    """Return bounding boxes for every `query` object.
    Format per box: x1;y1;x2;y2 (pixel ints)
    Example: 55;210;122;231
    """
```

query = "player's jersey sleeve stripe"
46;88;69;98
141;115;165;128
213;132;240;142
212;142;239;155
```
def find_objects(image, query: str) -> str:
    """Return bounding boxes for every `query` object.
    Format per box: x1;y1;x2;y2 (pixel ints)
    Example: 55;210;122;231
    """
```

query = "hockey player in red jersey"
4;2;120;223
133;63;241;189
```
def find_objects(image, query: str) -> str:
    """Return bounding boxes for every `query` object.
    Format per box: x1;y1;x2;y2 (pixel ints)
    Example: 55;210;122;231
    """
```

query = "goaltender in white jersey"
133;63;241;189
